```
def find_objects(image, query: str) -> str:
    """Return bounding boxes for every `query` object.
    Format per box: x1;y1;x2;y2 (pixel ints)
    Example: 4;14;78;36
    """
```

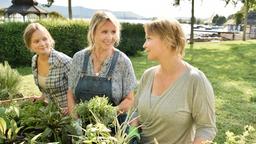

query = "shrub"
0;20;145;67
0;61;21;100
118;22;145;55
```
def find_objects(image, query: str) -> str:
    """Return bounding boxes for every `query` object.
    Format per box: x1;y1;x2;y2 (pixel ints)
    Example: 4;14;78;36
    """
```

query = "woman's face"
30;30;51;56
143;32;165;61
94;21;117;50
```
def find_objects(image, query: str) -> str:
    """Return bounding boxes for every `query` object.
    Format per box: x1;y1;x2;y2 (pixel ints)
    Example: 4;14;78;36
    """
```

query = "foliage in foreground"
0;97;135;143
0;61;21;100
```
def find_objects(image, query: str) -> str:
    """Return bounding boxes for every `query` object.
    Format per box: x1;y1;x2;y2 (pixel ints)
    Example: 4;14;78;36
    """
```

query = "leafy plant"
113;110;141;144
224;125;256;144
0;117;23;143
205;125;256;144
19;101;77;143
73;122;117;144
75;96;116;127
0;61;21;100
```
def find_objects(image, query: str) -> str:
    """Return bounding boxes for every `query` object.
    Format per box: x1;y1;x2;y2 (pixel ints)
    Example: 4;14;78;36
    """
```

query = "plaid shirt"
32;49;72;108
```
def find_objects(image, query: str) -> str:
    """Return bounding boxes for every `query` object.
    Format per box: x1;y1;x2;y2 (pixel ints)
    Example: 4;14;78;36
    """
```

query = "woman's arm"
67;88;76;117
117;91;134;113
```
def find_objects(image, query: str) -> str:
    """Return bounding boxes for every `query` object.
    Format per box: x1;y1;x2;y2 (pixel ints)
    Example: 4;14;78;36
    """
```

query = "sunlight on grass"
19;75;41;97
16;67;41;97
222;80;254;101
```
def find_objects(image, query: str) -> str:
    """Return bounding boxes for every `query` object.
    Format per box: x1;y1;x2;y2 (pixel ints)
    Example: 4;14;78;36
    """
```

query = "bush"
0;22;31;66
0;20;145;67
0;61;21;100
118;22;145;55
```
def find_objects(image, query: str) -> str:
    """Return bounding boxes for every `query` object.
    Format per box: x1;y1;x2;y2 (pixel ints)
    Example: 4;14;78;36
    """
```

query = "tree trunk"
190;0;195;44
68;0;72;19
243;0;248;41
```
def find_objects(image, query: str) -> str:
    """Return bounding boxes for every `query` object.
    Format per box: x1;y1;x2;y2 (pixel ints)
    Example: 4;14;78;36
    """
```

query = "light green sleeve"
192;71;217;141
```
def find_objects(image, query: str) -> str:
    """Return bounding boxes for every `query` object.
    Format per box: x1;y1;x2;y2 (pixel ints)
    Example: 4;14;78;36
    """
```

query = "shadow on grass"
185;42;256;143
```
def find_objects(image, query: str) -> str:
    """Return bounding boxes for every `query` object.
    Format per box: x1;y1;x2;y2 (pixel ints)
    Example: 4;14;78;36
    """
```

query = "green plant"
19;101;77;143
224;125;256;144
72;110;137;144
75;96;116;127
0;117;23;143
0;61;22;100
205;125;256;144
73;122;117;144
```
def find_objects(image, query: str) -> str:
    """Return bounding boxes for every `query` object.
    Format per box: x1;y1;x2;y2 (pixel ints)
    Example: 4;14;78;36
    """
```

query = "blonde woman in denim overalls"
67;11;137;122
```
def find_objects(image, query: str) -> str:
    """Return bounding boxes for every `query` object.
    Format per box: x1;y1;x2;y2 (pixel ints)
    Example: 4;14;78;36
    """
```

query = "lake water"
119;19;191;38
82;18;221;39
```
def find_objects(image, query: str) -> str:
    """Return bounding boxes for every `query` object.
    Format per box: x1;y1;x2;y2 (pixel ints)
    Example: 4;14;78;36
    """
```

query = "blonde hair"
23;23;55;50
87;11;121;49
144;18;186;56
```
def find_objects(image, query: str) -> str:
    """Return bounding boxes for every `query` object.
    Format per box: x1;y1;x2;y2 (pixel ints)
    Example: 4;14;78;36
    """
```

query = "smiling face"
29;30;52;56
143;32;165;61
93;20;117;51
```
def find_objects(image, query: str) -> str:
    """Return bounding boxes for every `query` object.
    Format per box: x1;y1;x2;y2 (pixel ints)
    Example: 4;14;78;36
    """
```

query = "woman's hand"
117;91;134;113
61;107;69;115
30;95;45;102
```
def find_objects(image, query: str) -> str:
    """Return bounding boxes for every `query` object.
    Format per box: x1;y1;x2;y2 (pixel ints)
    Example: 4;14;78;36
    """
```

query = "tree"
212;15;227;26
48;11;66;19
45;0;72;19
0;8;4;17
174;0;195;44
212;14;219;24
224;0;256;41
234;11;243;26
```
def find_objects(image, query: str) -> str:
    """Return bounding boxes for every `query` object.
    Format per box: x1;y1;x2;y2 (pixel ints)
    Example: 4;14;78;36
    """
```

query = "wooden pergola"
4;0;48;22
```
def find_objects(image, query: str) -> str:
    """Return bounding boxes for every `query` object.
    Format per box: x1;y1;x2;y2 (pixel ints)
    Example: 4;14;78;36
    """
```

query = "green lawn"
16;40;256;143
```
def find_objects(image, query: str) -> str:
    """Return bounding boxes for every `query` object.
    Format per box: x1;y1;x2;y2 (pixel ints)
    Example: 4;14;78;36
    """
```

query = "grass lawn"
16;40;256;143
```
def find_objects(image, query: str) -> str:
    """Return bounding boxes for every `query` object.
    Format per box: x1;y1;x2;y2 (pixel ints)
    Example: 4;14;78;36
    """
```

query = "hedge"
0;20;145;67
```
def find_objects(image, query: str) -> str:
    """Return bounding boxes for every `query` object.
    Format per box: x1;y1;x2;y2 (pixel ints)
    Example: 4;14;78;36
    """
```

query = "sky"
37;0;243;19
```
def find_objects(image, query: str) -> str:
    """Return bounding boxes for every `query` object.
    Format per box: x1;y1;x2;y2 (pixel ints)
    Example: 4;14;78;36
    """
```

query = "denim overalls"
74;50;119;106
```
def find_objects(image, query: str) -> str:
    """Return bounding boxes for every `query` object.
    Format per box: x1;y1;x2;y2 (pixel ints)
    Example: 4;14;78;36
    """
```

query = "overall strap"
81;50;91;74
106;50;119;79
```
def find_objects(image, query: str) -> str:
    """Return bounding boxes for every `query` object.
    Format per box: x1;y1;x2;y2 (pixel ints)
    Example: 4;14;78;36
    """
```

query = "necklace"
92;48;113;75
92;50;107;75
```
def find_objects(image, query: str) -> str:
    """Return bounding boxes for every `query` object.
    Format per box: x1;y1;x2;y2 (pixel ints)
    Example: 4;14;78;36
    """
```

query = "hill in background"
0;0;146;19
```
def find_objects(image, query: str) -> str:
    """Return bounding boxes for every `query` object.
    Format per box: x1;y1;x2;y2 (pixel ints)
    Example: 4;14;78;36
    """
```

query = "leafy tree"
234;11;243;26
212;14;220;24
212;14;227;25
173;0;195;44
48;11;66;19
224;0;256;41
217;16;227;25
